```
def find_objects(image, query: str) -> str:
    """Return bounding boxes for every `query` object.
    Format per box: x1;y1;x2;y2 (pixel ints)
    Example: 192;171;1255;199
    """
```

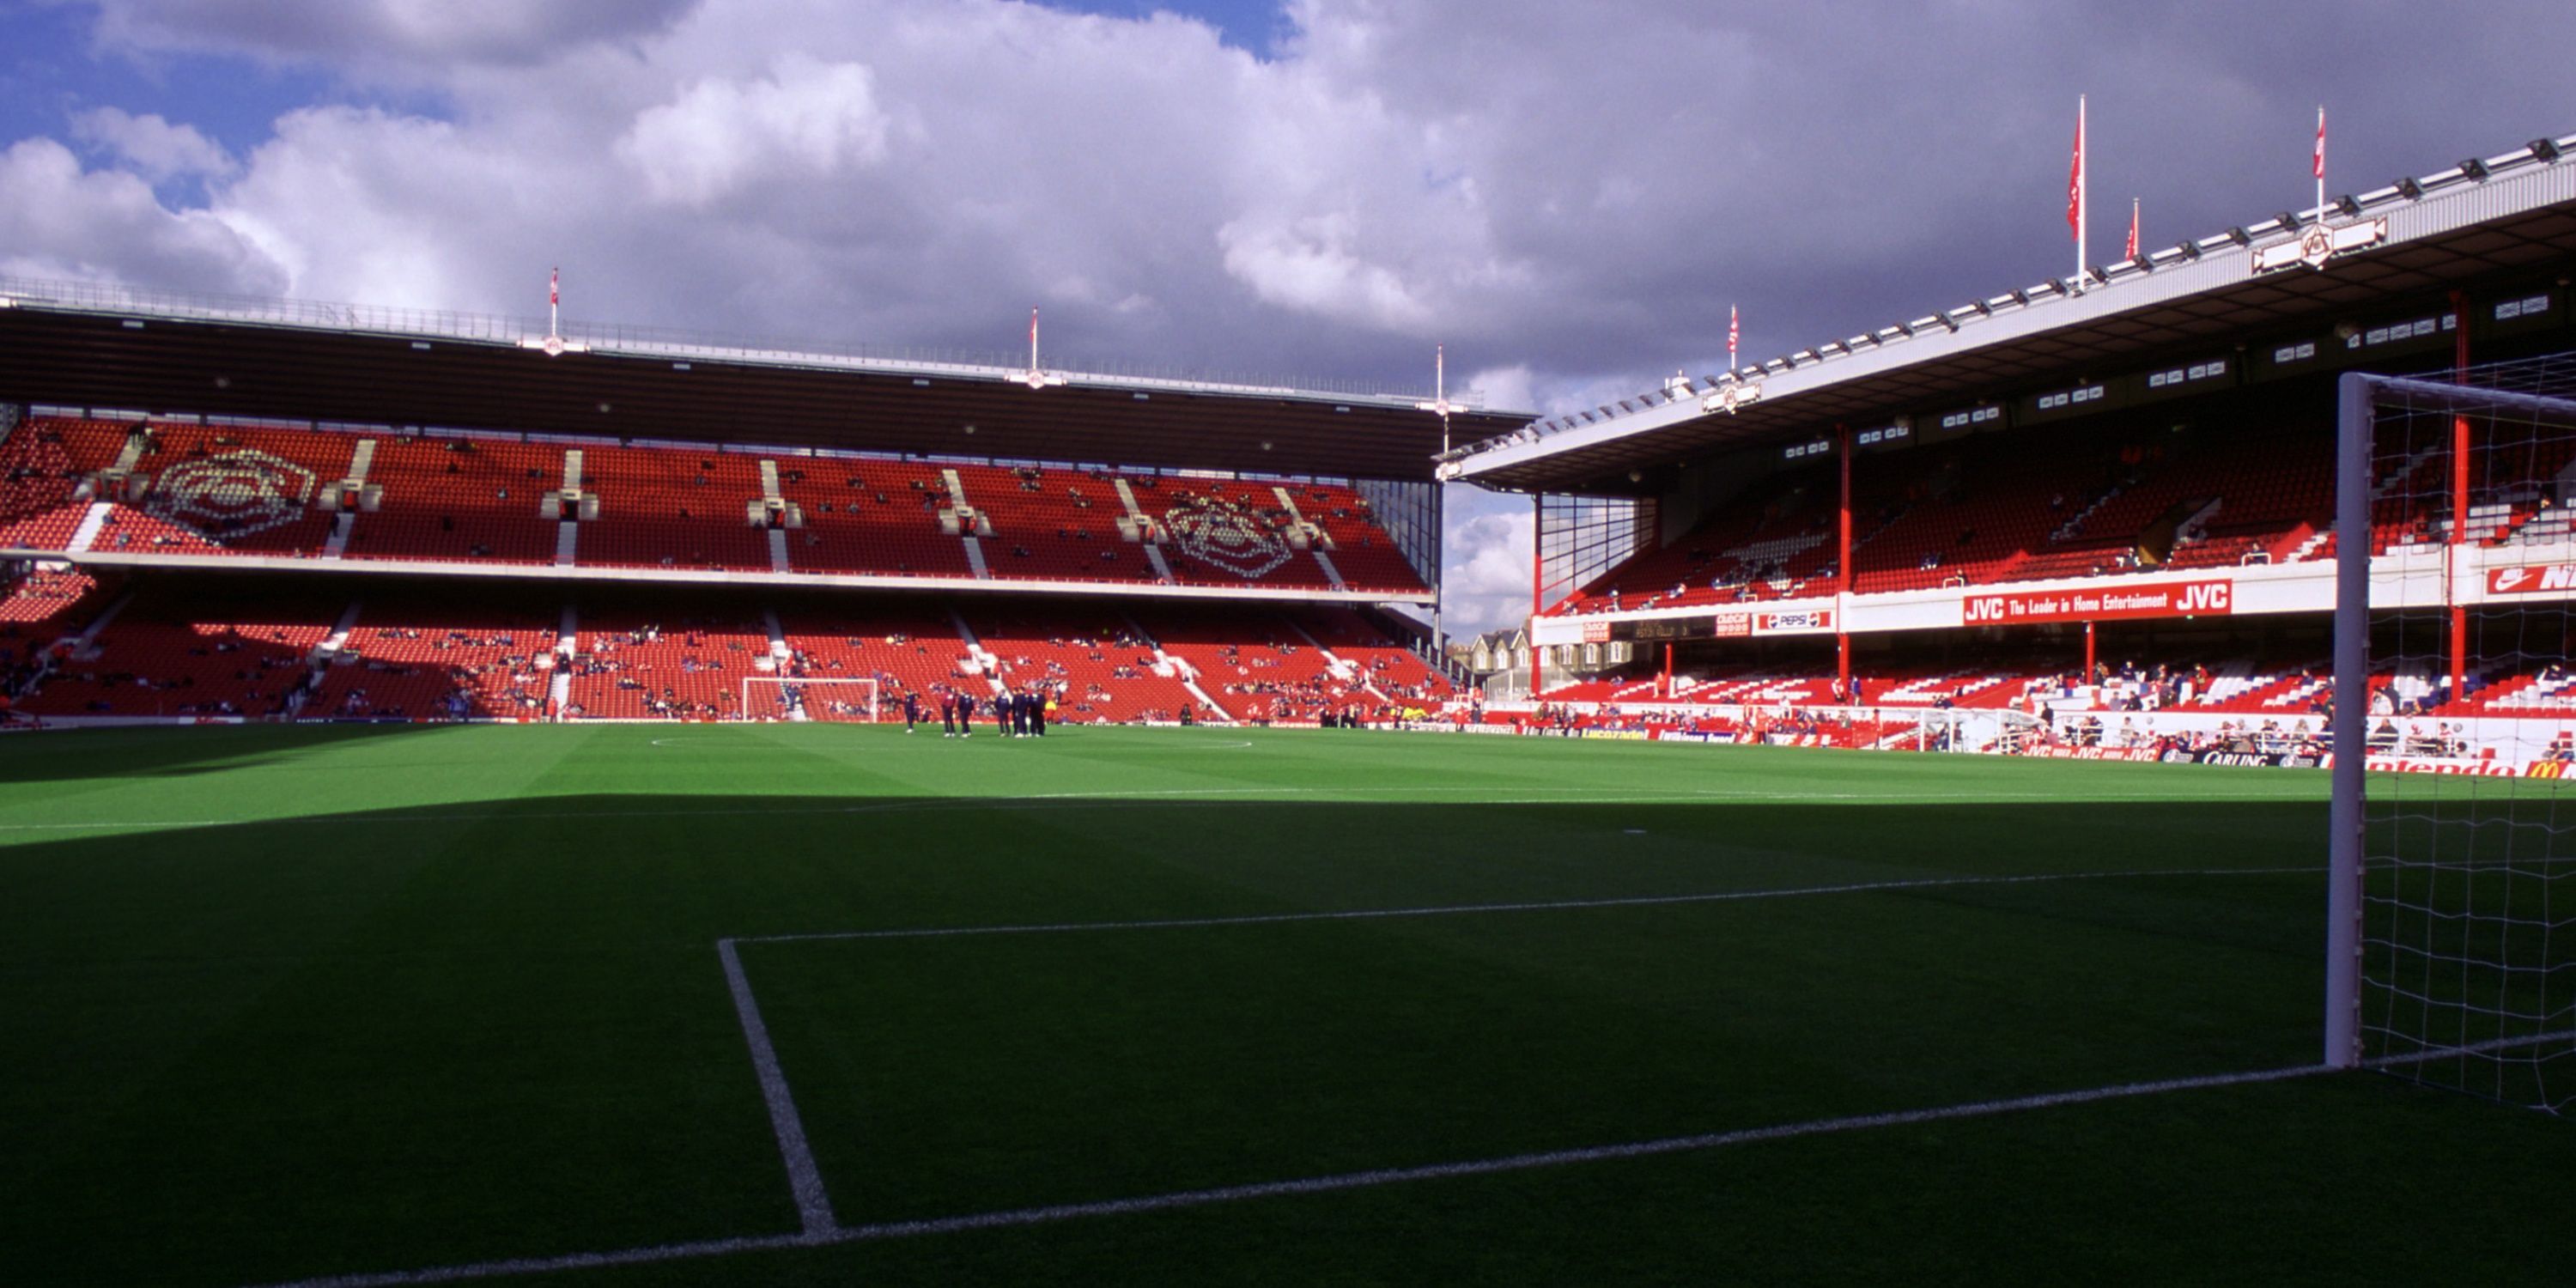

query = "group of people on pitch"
902;684;1056;738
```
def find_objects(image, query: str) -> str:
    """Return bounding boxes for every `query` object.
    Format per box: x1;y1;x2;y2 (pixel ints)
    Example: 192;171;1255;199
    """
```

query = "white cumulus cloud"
85;0;701;70
620;57;896;208
0;137;283;292
70;106;235;182
1439;497;1534;637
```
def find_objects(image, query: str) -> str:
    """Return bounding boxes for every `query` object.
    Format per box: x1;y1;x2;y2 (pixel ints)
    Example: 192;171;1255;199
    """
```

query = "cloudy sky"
3;1;2571;634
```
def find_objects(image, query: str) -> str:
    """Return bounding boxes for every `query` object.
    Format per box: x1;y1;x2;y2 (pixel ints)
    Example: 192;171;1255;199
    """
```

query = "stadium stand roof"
1452;131;2576;495
0;276;1533;484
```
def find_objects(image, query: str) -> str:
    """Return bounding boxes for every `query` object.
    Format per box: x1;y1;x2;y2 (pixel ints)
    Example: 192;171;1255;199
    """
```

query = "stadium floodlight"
2396;176;2426;199
2531;138;2563;163
2458;157;2490;181
2327;365;2576;1112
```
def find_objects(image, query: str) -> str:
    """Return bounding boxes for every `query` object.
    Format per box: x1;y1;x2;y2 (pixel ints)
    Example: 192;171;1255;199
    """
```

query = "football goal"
2329;361;2576;1112
742;676;881;723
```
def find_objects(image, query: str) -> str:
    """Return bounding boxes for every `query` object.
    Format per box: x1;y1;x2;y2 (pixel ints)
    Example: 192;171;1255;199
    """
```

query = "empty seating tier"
0;416;1431;598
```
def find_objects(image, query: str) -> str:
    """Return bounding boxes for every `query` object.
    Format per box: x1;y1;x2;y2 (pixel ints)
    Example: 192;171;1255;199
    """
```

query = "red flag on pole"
1727;304;1740;369
2125;197;2139;261
2066;101;2085;243
2313;106;2327;180
550;267;559;308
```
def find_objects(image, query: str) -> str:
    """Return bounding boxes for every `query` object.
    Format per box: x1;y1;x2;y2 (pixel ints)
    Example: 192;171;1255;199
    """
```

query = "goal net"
2332;358;2576;1112
1905;708;2039;754
742;676;880;723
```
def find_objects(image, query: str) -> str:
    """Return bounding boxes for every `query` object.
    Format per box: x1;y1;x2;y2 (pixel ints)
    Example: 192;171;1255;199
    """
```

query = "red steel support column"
2449;290;2470;708
2085;620;2098;684
1529;494;1544;698
1837;423;1853;702
1662;642;1674;698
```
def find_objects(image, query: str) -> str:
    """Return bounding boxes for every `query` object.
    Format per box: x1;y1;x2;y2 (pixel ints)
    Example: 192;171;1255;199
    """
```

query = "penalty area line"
743;864;2323;945
715;939;838;1240
239;1060;2337;1288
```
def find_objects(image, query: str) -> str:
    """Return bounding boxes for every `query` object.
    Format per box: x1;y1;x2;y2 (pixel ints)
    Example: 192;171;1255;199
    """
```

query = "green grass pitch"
2;723;2569;1285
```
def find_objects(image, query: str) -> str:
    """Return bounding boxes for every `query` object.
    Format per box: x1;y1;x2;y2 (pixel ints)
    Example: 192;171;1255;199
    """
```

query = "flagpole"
2075;94;2087;289
2315;105;2326;222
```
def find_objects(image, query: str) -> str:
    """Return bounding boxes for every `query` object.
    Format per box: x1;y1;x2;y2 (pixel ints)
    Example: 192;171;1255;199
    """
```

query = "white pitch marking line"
240;1060;2340;1288
824;1061;2339;1242
237;949;2570;1288
743;865;2323;945
716;939;839;1240
243;1231;820;1288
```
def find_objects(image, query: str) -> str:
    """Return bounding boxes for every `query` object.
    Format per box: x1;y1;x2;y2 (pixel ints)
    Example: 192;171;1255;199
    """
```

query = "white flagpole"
2075;94;2087;288
2315;105;2326;222
1434;343;1449;453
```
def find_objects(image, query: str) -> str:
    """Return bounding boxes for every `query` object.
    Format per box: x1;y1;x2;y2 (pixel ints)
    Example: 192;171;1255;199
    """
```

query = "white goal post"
2330;367;2576;1110
742;676;880;722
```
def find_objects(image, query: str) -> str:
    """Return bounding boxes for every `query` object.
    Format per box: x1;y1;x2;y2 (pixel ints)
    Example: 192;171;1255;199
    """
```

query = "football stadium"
6;23;2576;1285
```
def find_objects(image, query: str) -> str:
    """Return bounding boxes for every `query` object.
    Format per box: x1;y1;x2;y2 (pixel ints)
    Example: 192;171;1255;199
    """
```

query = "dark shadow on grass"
0;720;496;781
0;780;2373;1287
4;727;2572;1288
